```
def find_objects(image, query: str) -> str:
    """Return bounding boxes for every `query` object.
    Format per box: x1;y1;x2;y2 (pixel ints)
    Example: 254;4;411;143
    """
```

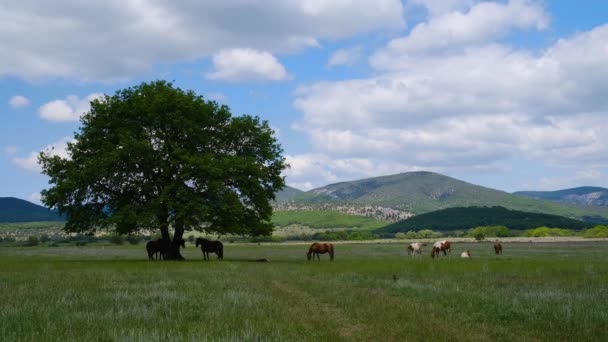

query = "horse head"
306;251;312;261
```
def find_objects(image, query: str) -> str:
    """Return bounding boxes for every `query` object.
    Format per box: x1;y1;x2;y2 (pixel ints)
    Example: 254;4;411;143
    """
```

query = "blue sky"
2;0;608;204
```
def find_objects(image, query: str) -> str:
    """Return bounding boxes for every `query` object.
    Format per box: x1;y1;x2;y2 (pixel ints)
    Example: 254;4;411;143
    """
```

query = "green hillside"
377;206;595;233
274;186;304;202
285;171;608;222
0;197;63;223
272;210;386;230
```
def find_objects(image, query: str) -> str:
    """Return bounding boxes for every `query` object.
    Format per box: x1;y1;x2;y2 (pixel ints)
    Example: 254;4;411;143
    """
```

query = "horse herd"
408;240;503;259
146;237;223;261
146;238;502;262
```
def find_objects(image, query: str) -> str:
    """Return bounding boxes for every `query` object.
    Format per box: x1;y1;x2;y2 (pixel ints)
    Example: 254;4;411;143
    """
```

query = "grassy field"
1;241;607;341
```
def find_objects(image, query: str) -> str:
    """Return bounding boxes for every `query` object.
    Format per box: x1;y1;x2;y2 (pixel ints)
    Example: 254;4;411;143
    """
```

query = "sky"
1;0;608;204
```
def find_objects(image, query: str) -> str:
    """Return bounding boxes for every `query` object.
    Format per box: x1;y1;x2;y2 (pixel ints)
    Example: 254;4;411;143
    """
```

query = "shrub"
394;232;407;239
405;230;418;239
24;235;40;246
0;236;3;242
40;234;51;243
187;235;195;243
581;225;608;238
473;231;485;241
108;234;124;245
126;234;142;245
4;236;16;243
523;227;576;237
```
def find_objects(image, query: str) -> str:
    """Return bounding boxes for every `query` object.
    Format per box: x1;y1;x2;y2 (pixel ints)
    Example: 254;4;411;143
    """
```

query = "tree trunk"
166;220;185;260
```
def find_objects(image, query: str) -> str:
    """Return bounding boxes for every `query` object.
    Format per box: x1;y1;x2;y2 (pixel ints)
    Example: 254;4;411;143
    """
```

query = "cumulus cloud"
288;2;608;189
328;46;363;67
206;49;291;82
9;95;30;108
38;93;103;122
372;0;549;67
0;1;404;81
13;137;73;172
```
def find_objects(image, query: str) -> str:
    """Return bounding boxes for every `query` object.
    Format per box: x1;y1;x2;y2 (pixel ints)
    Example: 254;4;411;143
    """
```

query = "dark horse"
195;237;223;261
146;238;185;260
307;242;334;261
494;241;503;255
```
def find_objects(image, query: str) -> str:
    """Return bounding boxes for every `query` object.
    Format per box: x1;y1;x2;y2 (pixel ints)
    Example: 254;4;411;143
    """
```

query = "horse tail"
218;243;224;260
329;244;334;261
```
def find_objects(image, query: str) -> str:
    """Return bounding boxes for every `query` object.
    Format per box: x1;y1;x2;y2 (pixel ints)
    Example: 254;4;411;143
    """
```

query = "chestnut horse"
307;242;334;261
494;241;503;255
431;240;451;258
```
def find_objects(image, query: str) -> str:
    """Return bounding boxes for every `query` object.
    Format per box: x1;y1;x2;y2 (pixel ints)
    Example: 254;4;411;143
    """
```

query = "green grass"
272;210;386;230
1;241;607;341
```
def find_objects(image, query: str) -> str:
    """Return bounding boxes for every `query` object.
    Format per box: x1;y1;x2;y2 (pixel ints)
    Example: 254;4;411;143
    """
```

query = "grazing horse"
460;250;472;258
431;240;451;258
494;241;503;255
146;238;185;260
307;242;334;261
407;242;426;256
195;237;223;261
146;238;165;260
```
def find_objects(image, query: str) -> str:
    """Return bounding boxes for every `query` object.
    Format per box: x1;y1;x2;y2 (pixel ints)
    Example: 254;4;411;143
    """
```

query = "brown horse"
494;241;503;255
307;242;334;261
431;240;451;258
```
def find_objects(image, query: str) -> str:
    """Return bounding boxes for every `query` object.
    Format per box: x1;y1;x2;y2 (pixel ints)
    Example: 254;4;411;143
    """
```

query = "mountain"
274;186;304;202
280;171;608;222
514;187;608;207
376;206;595;233
0;197;64;223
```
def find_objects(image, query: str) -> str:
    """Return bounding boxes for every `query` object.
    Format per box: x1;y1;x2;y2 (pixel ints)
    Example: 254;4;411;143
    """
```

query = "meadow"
1;241;607;341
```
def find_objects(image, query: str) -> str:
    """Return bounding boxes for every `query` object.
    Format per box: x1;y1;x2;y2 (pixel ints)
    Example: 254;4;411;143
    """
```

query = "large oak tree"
39;81;286;259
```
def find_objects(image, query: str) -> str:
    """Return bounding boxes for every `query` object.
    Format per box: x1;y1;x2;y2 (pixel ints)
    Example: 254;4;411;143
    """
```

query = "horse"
195;237;223;261
307;242;334;261
460;250;471;258
146;238;186;260
146;238;165;260
494;241;503;255
431;240;451;259
407;242;426;256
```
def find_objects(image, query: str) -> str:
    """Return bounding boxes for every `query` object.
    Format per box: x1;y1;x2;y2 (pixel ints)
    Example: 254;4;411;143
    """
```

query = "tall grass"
0;242;607;341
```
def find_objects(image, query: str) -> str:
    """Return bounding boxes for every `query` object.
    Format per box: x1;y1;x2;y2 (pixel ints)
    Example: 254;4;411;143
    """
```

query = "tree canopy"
40;81;286;257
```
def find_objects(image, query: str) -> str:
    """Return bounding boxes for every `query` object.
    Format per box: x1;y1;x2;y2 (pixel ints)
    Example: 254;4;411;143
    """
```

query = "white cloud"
372;0;549;67
289;3;608;188
28;192;42;204
13;137;73;172
0;1;404;81
206;49;291;82
408;0;474;17
328;46;363;67
4;146;17;155
9;95;30;108
38;93;103;122
205;92;227;102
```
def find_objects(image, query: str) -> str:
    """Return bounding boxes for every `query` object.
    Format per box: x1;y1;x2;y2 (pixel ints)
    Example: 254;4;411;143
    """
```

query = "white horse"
407;242;426;256
460;250;471;258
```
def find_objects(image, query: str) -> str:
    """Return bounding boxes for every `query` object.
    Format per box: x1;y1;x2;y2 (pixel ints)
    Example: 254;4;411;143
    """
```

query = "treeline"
377;206;595;233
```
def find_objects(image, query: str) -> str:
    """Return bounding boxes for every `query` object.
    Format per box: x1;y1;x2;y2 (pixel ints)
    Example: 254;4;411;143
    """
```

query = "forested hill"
0;197;63;223
376;206;595;233
274;186;304;202
280;171;608;221
514;187;608;207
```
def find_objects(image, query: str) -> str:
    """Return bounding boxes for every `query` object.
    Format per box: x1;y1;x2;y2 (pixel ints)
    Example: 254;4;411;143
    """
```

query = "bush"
75;240;88;246
126;234;142;245
581;225;608;238
394;232;407;239
3;236;16;243
108;234;124;245
473;231;485;241
467;226;510;239
40;234;51;243
523;227;576;237
187;235;195;243
24;235;40;246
